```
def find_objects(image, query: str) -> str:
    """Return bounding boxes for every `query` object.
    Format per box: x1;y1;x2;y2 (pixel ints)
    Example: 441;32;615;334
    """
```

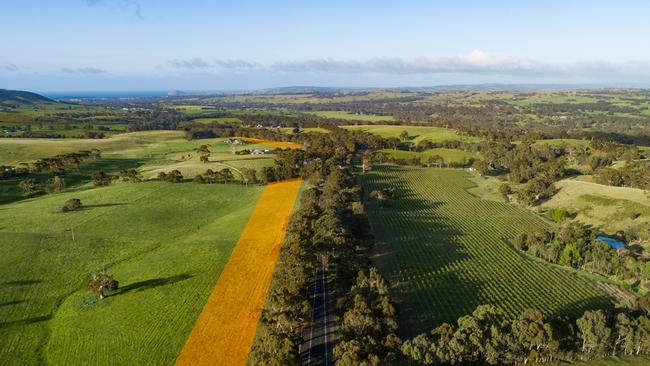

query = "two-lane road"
300;260;338;366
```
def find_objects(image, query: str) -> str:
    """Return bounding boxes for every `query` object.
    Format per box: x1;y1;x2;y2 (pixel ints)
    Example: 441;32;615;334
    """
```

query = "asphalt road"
300;261;337;366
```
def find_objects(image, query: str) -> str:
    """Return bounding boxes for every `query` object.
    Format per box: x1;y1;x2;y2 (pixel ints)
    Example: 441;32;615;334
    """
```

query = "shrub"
91;171;112;186
158;170;183;183
548;208;569;223
61;198;82;212
44;175;65;193
86;271;119;300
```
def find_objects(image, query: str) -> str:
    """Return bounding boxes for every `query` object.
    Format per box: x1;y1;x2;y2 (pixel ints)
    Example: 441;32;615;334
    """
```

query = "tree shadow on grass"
0;279;42;287
0;314;51;329
82;203;128;209
0;300;26;308
112;273;193;296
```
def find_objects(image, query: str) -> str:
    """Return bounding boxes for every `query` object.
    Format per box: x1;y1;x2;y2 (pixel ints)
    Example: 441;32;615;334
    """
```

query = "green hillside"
0;182;262;365
0;89;56;106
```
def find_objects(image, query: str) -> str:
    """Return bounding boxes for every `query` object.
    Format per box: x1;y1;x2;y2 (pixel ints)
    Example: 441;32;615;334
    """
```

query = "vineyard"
361;166;613;337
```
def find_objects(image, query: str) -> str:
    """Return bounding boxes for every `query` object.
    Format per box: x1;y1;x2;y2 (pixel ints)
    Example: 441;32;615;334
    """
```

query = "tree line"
402;302;650;365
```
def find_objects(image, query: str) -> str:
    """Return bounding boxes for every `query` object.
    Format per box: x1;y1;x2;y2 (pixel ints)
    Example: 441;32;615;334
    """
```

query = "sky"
2;0;650;92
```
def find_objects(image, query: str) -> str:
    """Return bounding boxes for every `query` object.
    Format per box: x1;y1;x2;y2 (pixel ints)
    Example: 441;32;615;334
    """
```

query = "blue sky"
2;0;650;91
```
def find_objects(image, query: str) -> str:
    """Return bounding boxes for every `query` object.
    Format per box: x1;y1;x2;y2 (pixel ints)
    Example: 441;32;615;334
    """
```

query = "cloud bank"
168;58;261;70
165;50;650;81
61;67;107;74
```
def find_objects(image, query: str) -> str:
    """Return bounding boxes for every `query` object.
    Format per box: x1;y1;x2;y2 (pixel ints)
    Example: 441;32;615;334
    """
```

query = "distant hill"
0;89;55;106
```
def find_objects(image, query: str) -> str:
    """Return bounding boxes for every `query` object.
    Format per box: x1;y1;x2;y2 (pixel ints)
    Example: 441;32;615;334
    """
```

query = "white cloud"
160;50;650;82
61;67;107;74
168;58;261;70
271;50;545;75
0;63;18;71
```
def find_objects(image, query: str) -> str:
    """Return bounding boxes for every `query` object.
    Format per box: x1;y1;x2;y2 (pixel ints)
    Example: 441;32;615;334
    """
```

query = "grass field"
202;91;417;105
190;117;242;124
238;137;302;149
307;110;396;122
0;131;182;166
0;182;263;365
360;166;612;337
541;178;650;240
341;124;480;143
0;131;279;204
379;148;479;164
176;179;301;366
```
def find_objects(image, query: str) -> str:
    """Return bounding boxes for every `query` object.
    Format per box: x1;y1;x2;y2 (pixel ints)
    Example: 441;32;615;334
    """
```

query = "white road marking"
321;260;329;366
307;277;317;366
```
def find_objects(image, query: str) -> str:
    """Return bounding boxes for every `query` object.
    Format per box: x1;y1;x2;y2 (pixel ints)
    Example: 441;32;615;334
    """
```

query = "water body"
596;235;625;249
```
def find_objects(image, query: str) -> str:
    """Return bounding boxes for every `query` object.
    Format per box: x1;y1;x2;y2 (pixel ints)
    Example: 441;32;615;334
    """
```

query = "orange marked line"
175;178;302;366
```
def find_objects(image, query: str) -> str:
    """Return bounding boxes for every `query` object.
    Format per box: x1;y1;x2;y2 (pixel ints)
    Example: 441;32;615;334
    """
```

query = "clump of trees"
61;198;82;212
91;171;112;186
18;178;38;196
44;175;65;193
470;141;569;205
594;161;649;189
335;268;401;364
514;222;649;285
401;304;650;365
195;144;211;163
86;271;119;300
119;169;141;182
27;149;101;175
158;170;183;183
193;168;234;184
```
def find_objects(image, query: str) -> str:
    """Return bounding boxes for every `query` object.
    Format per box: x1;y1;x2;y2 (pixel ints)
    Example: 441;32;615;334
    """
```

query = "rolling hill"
0;89;56;107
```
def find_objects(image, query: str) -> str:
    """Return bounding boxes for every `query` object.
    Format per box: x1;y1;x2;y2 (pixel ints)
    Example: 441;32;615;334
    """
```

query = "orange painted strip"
175;178;302;366
238;136;302;149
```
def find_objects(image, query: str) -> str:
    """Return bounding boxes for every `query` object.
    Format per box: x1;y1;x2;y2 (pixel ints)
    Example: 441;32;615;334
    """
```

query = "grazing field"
0;131;183;166
190;117;242;124
0;131;278;204
0;182;263;366
307;110;396;122
360;166;612;337
541;178;650;240
176;179;301;366
238;137;302;149
341;124;480;143
379;148;479;164
202;91;417;105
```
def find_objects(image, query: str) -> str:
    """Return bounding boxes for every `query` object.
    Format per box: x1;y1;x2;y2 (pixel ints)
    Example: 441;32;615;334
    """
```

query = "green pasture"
0;182;262;365
0;131;277;204
341;125;480;143
307;110;395;122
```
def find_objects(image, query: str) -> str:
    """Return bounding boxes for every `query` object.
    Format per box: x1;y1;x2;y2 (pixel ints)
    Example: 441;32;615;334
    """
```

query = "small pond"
596;235;625;249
